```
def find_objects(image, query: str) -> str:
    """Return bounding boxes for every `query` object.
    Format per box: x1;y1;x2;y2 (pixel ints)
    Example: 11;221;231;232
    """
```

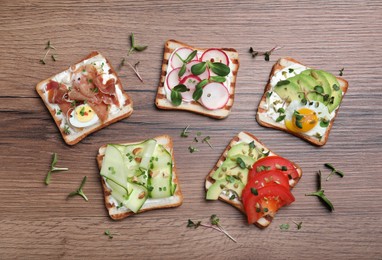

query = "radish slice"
166;68;181;90
179;75;201;102
201;48;229;66
170;47;198;69
200;82;229;110
186;61;210;80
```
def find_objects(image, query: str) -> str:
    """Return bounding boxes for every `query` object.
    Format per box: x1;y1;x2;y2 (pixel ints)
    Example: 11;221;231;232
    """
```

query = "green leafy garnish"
339;68;344;76
179;63;187;77
236;157;246;169
104;230;113;239
225;175;236;183
40;40;57;65
191;62;207;75
63;124;71;135
293;221;303;230
187;219;201;228
249;141;255;149
188;146;199;153
276;80;290;87
181;125;190;137
192;79;208;101
202;136;213;149
171;84;188;106
280;223;290;230
333;84;340;91
305;171;334;211
293;110;303;129
249;46;281;61
320;118;330;128
128;33;147;55
324;163;344;180
56;109;62;115
251;188;258;196
45;153;69;185
191;61;230;77
314;85;324;94
209;76;226;83
276;114;286;122
67;176;89;202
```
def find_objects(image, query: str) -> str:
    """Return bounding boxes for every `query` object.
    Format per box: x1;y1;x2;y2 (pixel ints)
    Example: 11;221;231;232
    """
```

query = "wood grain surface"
1;0;381;259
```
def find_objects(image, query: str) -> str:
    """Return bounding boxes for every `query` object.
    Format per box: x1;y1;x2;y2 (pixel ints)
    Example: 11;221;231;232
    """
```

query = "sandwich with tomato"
205;132;302;228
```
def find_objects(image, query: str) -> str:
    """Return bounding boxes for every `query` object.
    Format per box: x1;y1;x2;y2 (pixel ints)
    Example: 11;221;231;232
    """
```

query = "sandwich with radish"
155;40;240;119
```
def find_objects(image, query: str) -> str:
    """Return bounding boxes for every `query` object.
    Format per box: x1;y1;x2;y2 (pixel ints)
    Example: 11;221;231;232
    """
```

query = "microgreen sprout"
305;171;334;211
67;176;89;202
249;46;282;61
324;163;344;181
45;153;69;185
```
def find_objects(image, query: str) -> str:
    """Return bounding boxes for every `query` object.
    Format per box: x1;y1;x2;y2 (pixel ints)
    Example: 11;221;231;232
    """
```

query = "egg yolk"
286;107;318;133
75;105;95;123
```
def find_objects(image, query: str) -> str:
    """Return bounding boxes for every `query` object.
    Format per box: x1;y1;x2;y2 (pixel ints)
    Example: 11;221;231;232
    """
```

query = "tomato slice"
241;169;290;200
249;156;300;181
242;184;295;224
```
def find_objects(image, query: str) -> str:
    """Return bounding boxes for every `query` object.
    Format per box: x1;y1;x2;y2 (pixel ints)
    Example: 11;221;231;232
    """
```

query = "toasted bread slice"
205;131;302;228
36;51;133;145
256;57;348;146
97;135;183;220
155;39;239;119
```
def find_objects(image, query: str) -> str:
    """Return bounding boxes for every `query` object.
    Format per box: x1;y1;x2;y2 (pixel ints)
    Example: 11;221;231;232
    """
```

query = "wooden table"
1;0;381;259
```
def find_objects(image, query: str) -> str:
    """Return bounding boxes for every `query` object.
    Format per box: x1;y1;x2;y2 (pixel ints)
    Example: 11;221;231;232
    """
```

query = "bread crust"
205;131;302;228
35;51;133;145
96;135;183;220
155;39;239;119
256;57;349;146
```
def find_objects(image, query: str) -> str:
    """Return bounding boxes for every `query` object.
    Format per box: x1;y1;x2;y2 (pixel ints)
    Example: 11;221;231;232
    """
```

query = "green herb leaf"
277;107;285;113
209;62;230;76
128;33;147;55
180;125;190;137
210;76;226;83
314;85;324;94
249;141;255;149
276;80;290;87
51;54;57;61
305;171;334;211
236;157;246;169
134;45;148;52
251;188;258;196
192;87;203;101
188;146;199;153
184;50;197;63
173;84;188;92
229;194;236;200
104;230;113;239
320;118;330;128
187;219;201;228
339;68;344;76
45;153;69;185
210;214;220;226
264;52;270;61
325;163;344;180
196;79;209;89
276;114;286;122
280;223;290;230
202;136;213;149
67;176;89;202
333;84;340;91
293;221;303;230
191;62;207;75
225;175;235;183
288;68;294;73
171;90;182;106
178;63;187;77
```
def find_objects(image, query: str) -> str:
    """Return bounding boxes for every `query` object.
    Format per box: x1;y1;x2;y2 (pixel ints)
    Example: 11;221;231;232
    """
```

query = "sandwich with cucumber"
97;135;182;220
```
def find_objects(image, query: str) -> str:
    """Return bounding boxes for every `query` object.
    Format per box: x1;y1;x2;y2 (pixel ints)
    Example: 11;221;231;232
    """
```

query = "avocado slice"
274;80;302;102
206;179;244;200
227;142;261;160
318;70;343;113
212;159;249;185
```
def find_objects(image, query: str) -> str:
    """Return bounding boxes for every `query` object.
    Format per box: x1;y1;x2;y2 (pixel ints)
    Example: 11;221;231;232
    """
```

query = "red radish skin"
179;75;201;102
186;61;210;80
170;47;198;69
201;48;229;66
200;82;229;110
166;68;181;91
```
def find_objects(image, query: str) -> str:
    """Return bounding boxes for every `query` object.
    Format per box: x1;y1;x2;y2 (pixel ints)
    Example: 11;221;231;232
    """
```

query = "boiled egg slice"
284;100;331;137
69;104;99;128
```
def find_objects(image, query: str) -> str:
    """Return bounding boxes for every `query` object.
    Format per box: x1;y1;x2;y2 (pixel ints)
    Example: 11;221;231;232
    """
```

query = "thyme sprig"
67;176;89;202
187;215;237;243
305;171;334;211
45;153;69;185
249;46;282;61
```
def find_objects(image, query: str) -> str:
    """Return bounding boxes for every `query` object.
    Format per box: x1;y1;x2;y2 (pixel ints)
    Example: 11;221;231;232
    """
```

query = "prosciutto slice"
88;100;108;122
47;81;68;104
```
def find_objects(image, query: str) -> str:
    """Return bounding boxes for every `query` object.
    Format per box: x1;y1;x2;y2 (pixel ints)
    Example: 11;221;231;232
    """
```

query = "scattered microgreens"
40;40;57;65
202;136;213;149
236;157;246;169
298;86;332;105
279;223;290;230
180;125;190;137
339;68;344;76
128;33;147;55
293;110;304;129
188;146;199;153
324;163;344;180
67;176;89;202
249;46;282;61
126;61;143;82
171;84;188;106
45;153;69;185
305;171;334;211
293;221;303;230
104;230;113;239
276;107;286;122
187;215;236;243
176;50;197;77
